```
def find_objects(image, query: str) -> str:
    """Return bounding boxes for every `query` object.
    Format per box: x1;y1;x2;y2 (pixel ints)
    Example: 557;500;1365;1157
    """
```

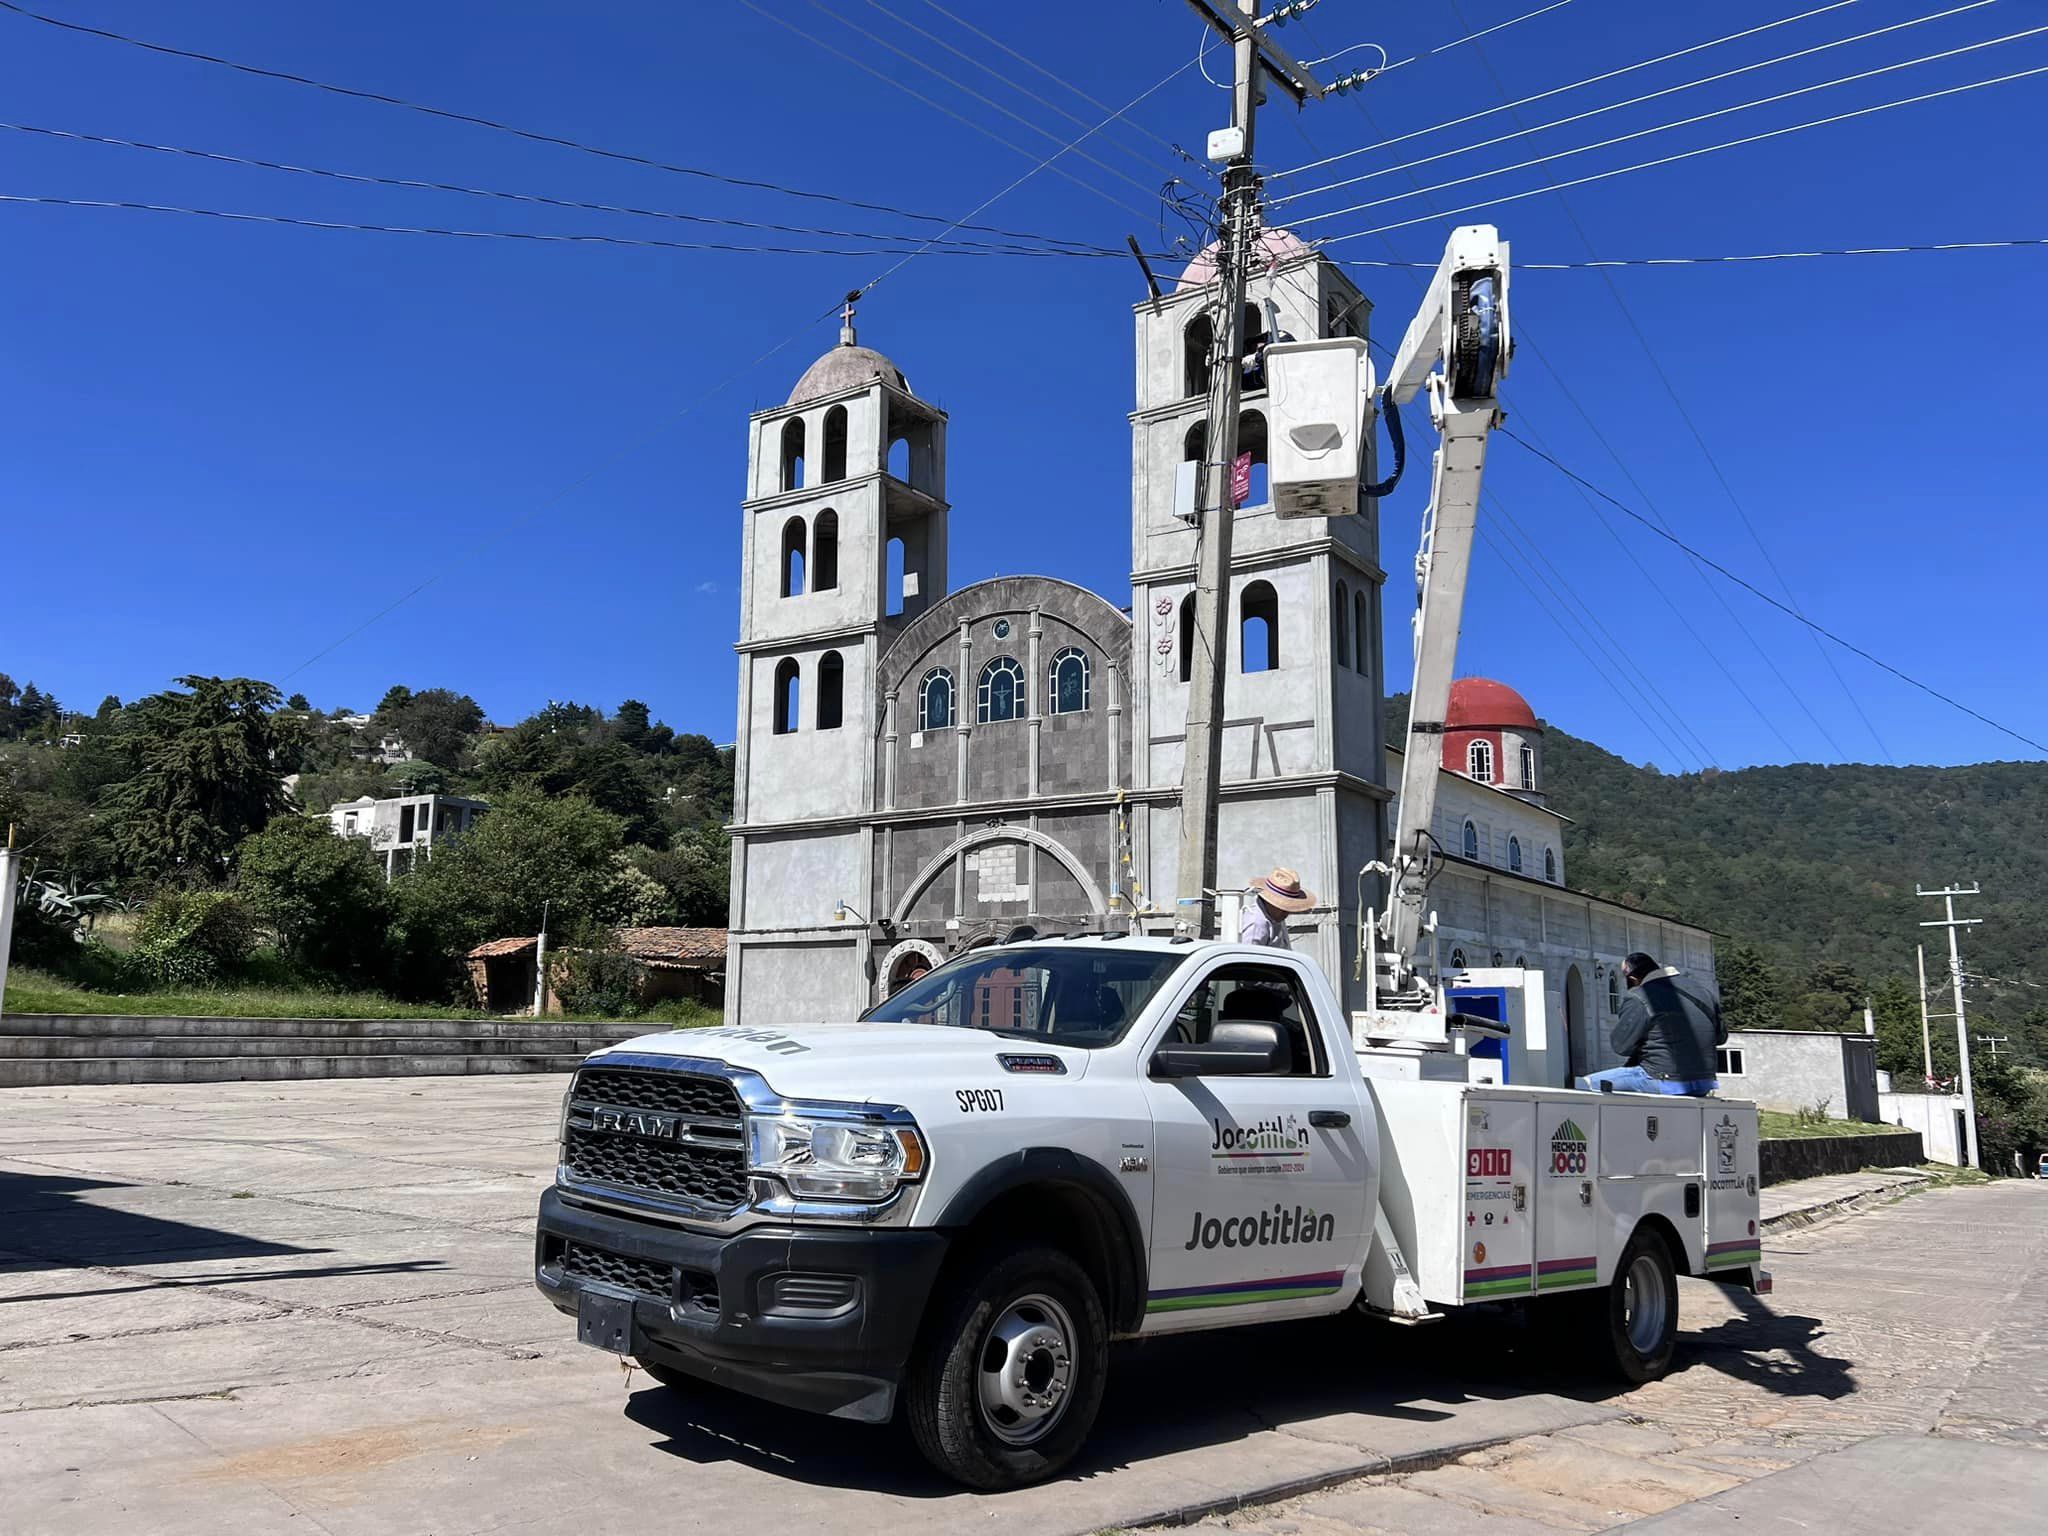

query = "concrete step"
0;1052;603;1088
0;1012;652;1041
0;1032;654;1059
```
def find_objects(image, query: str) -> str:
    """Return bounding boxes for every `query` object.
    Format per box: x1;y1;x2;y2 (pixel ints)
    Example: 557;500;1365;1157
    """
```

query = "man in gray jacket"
1576;952;1725;1095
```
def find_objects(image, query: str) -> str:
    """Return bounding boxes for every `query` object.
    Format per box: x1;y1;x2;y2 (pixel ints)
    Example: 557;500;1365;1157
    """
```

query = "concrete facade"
1723;1029;1881;1122
328;792;487;880
1878;1088;1970;1165
727;248;1395;1023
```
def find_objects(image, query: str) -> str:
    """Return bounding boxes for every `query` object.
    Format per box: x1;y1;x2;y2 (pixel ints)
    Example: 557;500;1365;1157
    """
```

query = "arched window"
1467;739;1494;782
779;417;805;492
1508;835;1523;873
1237;409;1269;507
1450;947;1467;969
821;405;848;483
1048;648;1090;714
887;435;910;481
978;656;1025;723
1184;311;1214;398
1607;969;1622;1016
1352;588;1368;675
1240;580;1278;672
1461;819;1478;860
780;517;806;598
918;668;954;731
1334;581;1351;669
1179;592;1195;684
772;658;800;735
817;651;843;731
813;510;839;592
1183;419;1206;463
1544;847;1558;883
1519;743;1536;790
886;536;906;616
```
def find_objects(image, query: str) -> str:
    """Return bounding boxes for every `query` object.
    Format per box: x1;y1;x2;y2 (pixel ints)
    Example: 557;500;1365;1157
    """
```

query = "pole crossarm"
1181;0;1325;103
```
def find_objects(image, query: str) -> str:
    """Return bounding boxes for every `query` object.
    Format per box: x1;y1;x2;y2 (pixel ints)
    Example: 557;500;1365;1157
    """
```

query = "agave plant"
17;866;113;938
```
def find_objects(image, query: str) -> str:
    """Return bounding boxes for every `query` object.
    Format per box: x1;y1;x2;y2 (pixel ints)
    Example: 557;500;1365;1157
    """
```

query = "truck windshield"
862;946;1189;1048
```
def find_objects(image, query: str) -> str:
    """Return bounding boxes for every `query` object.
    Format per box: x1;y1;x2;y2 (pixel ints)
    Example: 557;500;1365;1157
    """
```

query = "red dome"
1446;677;1539;731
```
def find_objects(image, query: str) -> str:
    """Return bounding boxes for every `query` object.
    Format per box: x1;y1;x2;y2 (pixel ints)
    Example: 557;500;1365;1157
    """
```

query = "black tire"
1574;1225;1679;1385
904;1244;1108;1490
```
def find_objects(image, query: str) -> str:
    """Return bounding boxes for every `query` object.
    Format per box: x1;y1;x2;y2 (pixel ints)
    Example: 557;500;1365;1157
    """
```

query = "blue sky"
3;0;2042;771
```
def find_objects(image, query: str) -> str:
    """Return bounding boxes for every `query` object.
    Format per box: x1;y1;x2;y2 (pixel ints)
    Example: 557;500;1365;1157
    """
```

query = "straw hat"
1249;867;1316;913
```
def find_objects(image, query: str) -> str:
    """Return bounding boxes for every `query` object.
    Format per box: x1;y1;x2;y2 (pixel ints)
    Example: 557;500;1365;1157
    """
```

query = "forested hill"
1387;696;2048;1065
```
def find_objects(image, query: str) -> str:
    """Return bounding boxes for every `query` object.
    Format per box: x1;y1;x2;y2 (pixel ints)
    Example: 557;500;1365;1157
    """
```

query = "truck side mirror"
1150;1021;1287;1079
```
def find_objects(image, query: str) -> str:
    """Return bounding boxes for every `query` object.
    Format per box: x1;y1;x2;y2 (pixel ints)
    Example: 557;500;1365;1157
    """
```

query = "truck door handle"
1310;1110;1350;1130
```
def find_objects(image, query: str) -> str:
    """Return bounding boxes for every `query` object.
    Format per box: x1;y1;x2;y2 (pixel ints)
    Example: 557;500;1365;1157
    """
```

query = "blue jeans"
1577;1066;1718;1096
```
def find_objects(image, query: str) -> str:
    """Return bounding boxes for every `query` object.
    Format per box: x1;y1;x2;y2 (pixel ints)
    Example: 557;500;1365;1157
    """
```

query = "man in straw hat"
1241;867;1314;949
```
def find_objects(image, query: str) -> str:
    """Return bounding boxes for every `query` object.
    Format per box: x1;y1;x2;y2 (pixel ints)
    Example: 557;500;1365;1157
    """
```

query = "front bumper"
534;1186;949;1422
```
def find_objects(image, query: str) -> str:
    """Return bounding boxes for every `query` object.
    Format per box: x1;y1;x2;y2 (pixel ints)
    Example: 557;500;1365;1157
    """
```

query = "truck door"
1138;957;1370;1331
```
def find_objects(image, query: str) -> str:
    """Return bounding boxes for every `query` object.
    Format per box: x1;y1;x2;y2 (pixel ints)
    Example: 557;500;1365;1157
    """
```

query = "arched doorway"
877;939;946;1005
1565;964;1588;1084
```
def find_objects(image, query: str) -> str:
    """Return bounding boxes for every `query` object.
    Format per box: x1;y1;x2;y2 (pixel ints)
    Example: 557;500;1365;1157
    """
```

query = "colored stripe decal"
1464;1263;1533;1282
1707;1249;1762;1267
1706;1238;1761;1255
1146;1271;1344;1312
1464;1276;1534;1298
1535;1256;1598;1290
1537;1256;1597;1274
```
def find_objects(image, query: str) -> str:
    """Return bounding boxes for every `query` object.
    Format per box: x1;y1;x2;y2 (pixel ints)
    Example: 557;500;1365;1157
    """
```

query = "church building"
722;234;1715;1085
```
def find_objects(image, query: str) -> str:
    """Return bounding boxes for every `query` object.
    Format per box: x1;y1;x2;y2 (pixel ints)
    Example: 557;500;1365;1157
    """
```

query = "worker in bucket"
1578;952;1725;1096
1240;867;1314;949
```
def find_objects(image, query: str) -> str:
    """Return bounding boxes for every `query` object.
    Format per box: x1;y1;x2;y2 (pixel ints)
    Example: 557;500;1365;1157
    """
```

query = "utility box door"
1460;1098;1535;1300
1534;1108;1600;1292
1703;1103;1762;1274
1265;337;1373;520
1599;1100;1703;1178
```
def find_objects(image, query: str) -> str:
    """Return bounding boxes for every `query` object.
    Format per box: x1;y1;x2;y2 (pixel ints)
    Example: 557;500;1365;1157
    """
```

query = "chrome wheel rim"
975;1292;1076;1446
1623;1253;1669;1355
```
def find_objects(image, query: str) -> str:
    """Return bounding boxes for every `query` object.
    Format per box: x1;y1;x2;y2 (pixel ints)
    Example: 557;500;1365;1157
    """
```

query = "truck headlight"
746;1113;927;1203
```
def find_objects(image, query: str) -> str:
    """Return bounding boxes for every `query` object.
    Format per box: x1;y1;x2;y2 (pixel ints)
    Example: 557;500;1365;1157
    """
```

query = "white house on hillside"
329;793;487;879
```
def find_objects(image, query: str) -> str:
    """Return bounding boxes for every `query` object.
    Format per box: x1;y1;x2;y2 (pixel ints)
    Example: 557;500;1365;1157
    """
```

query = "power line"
278;46;1189;679
1318;61;2048;244
1293;21;2048;228
912;0;1192;162
1334;239;2048;269
0;192;1126;258
1281;18;1808;762
739;0;1159;222
1272;0;1869;180
0;0;1111;251
1503;430;2048;754
864;0;1186;178
1273;0;1995;207
1440;0;1892;762
0;120;1126;256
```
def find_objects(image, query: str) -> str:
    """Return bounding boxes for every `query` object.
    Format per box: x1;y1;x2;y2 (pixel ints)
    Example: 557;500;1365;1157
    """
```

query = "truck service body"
535;938;1764;1486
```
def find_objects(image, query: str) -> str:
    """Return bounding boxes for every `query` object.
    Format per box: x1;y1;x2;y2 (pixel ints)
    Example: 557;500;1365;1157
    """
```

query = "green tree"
235;816;390;976
387;792;629;992
285;693;310;712
383;687;483;768
377;685;414;714
94;694;123;722
614;699;652;751
1716;940;1785;1032
105;676;290;879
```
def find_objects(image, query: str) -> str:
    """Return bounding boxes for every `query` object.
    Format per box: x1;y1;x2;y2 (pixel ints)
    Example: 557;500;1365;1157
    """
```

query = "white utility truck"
532;225;1766;1489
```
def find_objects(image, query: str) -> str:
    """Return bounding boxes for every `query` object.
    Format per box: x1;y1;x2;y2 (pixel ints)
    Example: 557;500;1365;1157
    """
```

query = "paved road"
1;1078;2040;1535
1156;1175;2048;1535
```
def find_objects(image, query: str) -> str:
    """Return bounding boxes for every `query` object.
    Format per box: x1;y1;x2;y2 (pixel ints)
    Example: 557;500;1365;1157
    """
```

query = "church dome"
1447;677;1539;731
787;341;908;406
1175;228;1317;291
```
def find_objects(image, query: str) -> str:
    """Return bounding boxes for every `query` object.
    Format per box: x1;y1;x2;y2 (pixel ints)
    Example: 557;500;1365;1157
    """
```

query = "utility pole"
533;899;552;1018
1977;1035;2008;1061
1919;883;1982;1169
1916;942;1934;1085
1174;0;1326;934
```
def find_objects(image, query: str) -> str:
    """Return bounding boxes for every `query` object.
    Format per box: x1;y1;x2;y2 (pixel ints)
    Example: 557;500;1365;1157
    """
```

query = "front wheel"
1574;1226;1679;1384
904;1244;1108;1489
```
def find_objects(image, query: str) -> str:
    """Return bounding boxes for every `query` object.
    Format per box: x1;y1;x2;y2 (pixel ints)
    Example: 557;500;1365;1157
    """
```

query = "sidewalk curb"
1762;1169;1935;1236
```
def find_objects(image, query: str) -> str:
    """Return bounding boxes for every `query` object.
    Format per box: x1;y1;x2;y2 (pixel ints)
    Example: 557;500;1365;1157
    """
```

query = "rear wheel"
1576;1226;1679;1384
905;1243;1108;1489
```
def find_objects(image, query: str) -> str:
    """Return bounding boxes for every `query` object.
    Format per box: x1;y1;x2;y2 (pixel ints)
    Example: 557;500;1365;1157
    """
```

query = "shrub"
235;815;390;978
552;931;642;1019
133;890;256;987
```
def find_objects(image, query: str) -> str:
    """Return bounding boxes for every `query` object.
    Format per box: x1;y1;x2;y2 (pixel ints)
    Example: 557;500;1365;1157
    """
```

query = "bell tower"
727;302;949;1021
1124;232;1390;1003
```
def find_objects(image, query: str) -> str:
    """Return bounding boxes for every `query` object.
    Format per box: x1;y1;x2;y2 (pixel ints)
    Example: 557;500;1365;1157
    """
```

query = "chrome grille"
562;1063;748;1211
